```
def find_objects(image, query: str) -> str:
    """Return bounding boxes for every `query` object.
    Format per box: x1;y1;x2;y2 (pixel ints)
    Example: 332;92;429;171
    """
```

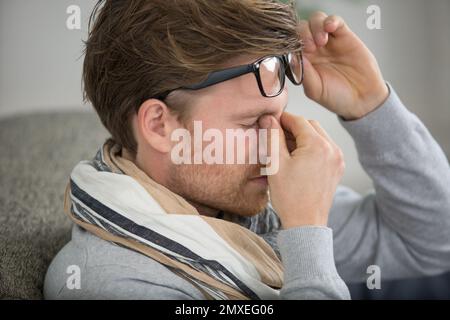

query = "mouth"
248;175;268;186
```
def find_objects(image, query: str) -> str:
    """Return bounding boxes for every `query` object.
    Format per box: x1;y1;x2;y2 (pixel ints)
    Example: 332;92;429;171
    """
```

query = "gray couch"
0;111;107;299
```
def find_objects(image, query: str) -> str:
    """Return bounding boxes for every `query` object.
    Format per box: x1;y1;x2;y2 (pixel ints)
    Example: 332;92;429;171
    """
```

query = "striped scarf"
64;139;283;299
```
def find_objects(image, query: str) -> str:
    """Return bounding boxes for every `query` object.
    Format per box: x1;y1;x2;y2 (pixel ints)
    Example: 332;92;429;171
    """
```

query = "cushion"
0;111;108;299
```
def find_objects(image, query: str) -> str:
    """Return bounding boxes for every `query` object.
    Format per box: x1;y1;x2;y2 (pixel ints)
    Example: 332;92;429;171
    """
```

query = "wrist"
340;82;390;121
280;215;328;230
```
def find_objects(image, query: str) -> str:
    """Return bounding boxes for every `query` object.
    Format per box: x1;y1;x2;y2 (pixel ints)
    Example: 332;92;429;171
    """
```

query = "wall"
1;0;449;192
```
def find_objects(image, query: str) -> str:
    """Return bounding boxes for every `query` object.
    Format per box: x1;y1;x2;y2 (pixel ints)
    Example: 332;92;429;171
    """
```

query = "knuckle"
309;119;320;127
316;139;331;153
341;159;346;172
295;115;307;127
334;148;345;173
339;159;346;175
328;14;341;21
326;142;335;156
335;147;344;161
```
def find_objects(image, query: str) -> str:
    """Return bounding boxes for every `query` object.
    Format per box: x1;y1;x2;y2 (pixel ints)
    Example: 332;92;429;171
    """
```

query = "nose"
259;85;288;125
273;91;288;123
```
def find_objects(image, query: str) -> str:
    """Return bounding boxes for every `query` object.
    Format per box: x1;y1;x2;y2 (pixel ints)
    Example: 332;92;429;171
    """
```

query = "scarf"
64;139;284;299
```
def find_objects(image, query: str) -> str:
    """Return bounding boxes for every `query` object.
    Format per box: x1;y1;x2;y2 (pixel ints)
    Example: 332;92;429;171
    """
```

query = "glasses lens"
287;52;303;84
259;56;284;97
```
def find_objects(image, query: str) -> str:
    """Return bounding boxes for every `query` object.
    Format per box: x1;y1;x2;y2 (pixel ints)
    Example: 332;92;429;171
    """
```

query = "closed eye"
239;121;258;129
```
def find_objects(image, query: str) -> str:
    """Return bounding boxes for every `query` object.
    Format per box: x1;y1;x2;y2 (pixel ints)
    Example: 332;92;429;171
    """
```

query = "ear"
136;99;179;154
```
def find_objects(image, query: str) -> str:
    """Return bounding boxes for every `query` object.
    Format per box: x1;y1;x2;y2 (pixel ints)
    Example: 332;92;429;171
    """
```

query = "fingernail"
259;116;272;129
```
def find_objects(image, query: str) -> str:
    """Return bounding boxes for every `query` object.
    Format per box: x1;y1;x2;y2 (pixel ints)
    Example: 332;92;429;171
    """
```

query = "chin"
232;192;269;217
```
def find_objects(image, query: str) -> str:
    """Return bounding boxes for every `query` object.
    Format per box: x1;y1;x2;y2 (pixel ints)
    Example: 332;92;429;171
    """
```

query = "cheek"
207;163;254;186
237;72;263;98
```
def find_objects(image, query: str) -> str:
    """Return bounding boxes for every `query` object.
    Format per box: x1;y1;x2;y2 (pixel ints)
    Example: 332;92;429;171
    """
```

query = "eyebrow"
235;103;288;120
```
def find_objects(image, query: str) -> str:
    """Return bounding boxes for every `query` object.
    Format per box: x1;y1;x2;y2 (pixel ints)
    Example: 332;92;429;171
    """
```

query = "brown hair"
83;0;302;154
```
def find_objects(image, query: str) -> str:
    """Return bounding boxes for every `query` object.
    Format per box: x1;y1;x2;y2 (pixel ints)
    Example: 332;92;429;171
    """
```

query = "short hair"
83;0;302;154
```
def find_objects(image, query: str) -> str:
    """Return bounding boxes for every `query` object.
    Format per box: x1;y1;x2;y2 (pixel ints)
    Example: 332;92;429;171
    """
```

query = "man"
44;0;450;299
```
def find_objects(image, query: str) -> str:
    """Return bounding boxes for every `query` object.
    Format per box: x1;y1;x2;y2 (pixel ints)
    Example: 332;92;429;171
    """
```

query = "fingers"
308;120;340;150
259;115;289;158
279;112;321;149
281;112;340;151
261;113;342;168
297;20;316;53
308;119;345;174
308;120;331;141
309;11;329;47
324;15;348;36
298;12;348;49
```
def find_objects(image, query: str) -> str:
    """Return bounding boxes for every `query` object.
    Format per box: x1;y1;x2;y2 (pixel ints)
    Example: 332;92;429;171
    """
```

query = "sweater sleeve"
277;226;351;300
328;83;450;283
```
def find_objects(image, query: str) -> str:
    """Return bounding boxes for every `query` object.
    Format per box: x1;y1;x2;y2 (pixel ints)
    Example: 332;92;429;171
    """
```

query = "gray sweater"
44;84;450;299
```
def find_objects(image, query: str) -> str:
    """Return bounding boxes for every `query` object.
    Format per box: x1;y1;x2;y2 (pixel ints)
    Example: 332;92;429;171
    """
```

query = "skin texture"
126;12;389;227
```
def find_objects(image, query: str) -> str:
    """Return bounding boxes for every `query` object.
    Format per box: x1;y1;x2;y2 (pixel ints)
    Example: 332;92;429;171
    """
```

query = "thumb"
259;115;288;162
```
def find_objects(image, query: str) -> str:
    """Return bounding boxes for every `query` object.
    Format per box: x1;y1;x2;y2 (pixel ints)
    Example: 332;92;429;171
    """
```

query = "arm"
329;84;450;282
294;11;450;282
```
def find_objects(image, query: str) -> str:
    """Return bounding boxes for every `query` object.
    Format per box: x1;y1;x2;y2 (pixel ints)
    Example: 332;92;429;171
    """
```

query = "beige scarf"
64;140;283;299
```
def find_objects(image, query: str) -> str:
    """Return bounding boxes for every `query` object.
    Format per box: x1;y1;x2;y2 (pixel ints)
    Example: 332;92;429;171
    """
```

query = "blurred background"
0;0;449;193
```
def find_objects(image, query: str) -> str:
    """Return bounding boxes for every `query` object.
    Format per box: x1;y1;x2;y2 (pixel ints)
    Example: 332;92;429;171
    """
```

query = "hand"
298;12;389;120
260;113;345;229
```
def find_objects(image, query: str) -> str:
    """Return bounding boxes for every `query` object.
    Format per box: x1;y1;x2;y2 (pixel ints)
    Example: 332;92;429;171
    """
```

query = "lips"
249;175;268;186
250;175;266;179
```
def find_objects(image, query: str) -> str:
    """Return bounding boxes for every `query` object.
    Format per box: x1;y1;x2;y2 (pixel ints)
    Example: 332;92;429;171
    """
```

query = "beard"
167;162;269;217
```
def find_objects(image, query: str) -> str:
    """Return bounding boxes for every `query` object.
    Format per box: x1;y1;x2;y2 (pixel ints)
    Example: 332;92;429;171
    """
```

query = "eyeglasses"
155;51;303;100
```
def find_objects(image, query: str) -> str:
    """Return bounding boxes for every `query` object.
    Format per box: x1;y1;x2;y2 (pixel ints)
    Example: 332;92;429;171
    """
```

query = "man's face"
167;55;288;217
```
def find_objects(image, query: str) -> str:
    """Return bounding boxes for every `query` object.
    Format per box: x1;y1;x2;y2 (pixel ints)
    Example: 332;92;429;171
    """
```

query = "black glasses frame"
155;51;303;101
